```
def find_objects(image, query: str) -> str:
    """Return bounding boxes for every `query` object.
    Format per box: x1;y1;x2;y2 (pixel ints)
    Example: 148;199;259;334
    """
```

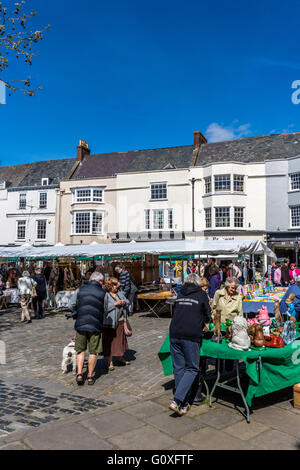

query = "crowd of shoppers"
4;255;300;397
267;258;300;287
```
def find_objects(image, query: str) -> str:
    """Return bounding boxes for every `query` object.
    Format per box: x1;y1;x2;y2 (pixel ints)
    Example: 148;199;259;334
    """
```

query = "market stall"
137;290;177;318
0;239;276;312
0;239;276;260
158;333;300;422
241;285;288;314
3;288;20;304
55;289;79;309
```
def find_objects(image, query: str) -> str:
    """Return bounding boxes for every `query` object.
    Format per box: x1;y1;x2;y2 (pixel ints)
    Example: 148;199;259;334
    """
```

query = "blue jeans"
170;338;200;404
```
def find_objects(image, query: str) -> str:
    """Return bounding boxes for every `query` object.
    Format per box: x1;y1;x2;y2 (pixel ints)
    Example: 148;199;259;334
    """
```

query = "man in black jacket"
281;258;290;286
169;274;211;416
74;272;106;385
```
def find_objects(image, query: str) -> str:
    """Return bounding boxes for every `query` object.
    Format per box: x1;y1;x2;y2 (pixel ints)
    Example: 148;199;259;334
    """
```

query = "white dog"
61;340;77;374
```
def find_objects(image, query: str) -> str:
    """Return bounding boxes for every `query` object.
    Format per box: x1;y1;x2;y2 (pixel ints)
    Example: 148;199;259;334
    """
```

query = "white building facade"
0;158;76;247
3;184;58;246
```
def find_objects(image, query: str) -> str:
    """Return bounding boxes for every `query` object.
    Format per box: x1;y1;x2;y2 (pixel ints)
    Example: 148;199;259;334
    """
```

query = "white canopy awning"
0;239;276;260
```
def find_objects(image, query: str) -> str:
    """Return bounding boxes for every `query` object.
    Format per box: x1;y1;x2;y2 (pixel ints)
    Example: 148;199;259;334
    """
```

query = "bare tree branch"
0;0;49;96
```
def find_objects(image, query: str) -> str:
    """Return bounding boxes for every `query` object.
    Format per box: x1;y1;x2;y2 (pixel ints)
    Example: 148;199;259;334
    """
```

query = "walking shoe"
168;401;183;416
180;403;191;415
193;395;206;405
116;360;131;366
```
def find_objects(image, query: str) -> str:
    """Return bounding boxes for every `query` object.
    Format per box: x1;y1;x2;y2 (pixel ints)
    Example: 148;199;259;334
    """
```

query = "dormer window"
163;163;176;170
42;178;49;186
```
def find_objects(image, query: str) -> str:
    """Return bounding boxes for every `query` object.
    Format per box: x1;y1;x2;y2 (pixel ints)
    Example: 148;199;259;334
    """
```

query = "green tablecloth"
158;335;300;406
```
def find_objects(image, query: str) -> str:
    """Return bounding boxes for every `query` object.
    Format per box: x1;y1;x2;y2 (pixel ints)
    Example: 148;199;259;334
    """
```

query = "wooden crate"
294;383;300;409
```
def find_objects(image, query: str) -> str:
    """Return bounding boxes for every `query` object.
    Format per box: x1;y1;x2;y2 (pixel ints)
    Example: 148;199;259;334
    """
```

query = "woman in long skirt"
102;278;131;371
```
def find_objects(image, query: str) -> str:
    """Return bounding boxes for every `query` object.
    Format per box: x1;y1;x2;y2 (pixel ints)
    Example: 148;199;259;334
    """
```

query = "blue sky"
1;0;300;165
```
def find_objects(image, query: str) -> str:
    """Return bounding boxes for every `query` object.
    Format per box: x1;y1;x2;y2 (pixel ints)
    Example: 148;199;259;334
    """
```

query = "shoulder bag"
124;319;132;337
31;280;37;298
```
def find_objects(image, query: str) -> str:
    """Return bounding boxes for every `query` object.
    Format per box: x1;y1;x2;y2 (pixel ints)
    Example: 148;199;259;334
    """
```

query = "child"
286;293;297;320
200;277;209;293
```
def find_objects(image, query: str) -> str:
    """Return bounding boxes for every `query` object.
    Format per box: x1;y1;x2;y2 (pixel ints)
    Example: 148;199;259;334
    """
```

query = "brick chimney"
193;131;207;149
77;140;90;162
191;131;207;166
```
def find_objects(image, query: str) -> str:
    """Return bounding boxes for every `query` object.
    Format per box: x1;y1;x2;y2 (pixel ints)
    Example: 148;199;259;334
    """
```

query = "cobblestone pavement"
0;305;171;436
1;306;300;450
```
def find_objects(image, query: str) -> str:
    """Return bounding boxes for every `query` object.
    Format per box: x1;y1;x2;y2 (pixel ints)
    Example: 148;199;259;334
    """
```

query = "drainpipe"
191;178;195;233
55;189;61;244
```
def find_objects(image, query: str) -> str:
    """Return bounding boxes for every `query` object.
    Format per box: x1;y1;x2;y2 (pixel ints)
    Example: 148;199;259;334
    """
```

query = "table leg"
143;300;160;318
209;358;221;407
209;359;250;423
236;361;250;423
203;378;210;397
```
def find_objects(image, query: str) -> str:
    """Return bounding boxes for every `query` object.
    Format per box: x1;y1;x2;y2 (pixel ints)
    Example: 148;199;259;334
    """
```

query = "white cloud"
205;122;251;143
269;124;295;134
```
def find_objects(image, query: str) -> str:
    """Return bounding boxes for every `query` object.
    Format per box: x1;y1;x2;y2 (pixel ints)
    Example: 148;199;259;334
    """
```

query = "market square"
0;304;300;450
1;0;300;455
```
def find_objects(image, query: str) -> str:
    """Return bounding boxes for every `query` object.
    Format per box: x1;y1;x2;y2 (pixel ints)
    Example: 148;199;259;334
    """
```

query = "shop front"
267;232;300;264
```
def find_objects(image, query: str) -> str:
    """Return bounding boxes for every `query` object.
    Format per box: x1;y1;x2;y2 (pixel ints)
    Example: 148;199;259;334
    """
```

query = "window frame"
233;175;245;193
234;207;244;228
73;187;105;204
290;172;300;192
153;209;164;230
150;182;168;201
16;220;26;240
290;205;300;228
214;174;231;193
72;210;104;235
167;209;173;230
19;193;26;210
215;206;230;227
145;209;150;230
204;176;212;194
204;208;212;228
38;191;48;209
36;219;47;240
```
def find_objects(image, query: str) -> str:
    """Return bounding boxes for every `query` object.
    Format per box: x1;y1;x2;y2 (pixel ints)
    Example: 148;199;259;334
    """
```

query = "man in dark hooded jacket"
169;274;211;416
74;272;106;385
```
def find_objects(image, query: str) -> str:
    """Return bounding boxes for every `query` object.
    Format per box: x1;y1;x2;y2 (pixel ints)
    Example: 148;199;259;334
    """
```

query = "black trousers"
32;296;44;317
